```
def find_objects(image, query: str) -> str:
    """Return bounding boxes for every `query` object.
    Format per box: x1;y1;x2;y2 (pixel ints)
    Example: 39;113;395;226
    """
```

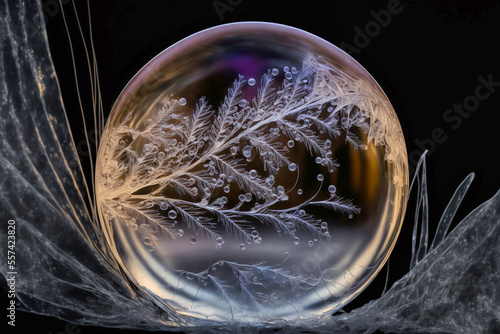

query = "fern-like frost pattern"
96;54;404;252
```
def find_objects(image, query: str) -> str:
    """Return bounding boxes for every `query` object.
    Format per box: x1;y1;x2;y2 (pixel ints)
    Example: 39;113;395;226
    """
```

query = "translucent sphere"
96;22;408;323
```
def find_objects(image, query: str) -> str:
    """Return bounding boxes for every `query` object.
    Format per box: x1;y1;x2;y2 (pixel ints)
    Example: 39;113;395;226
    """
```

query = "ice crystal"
96;55;382;250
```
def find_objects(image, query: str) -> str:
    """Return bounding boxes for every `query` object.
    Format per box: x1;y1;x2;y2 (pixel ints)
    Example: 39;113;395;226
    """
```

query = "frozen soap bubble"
95;22;408;323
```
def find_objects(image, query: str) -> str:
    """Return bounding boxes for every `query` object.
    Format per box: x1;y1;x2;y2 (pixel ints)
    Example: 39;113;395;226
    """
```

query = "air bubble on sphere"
328;185;336;194
244;193;252;202
288;163;297;171
242;145;252;157
297;189;303;195
287;140;295;148
315;157;322;164
216;178;224;187
293;237;300;245
248;78;256;86
271;68;279;76
308;240;314;247
283;65;290;72
285;72;293;80
230;146;238;155
168;210;177;219
240;243;246;250
216;236;224;245
223;185;230;193
130;224;138;231
321;221;328;229
239;99;248;108
291;66;298;74
317;174;324;181
276;185;285;195
249;169;258;179
178;97;187;105
190;237;197;244
266;175;275;186
178;229;184;236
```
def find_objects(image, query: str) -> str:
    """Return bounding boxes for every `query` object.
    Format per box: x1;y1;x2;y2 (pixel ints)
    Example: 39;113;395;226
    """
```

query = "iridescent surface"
95;22;408;322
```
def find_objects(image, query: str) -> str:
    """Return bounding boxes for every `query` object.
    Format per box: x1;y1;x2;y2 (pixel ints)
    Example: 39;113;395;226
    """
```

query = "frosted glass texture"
95;22;408;322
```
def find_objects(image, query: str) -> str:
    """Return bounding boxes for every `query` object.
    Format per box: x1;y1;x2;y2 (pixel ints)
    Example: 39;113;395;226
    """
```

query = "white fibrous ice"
0;1;498;333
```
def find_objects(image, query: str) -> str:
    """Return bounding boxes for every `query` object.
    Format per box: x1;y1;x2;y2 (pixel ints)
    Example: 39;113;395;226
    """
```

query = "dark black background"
9;0;500;333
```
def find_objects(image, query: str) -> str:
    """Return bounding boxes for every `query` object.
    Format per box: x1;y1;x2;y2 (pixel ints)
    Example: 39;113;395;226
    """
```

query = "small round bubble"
168;210;177;219
249;169;258;179
242;145;252;158
238;99;248;108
